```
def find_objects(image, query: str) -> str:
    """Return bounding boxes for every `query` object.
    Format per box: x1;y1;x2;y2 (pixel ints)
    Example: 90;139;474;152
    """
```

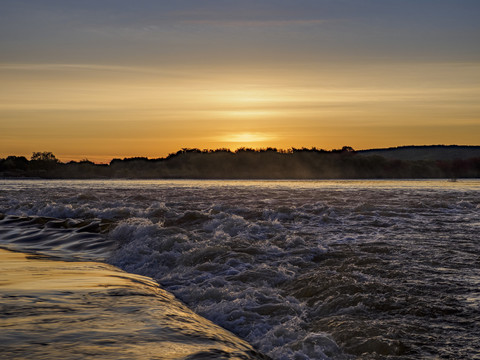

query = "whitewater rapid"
1;179;479;359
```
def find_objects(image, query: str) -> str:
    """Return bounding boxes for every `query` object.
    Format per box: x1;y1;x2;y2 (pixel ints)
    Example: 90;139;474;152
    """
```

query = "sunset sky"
1;0;479;162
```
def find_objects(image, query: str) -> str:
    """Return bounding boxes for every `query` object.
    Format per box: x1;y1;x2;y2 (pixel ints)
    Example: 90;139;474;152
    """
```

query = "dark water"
1;179;479;359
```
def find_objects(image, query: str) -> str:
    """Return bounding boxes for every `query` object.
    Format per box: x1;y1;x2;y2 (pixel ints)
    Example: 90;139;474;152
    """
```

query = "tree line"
1;147;479;179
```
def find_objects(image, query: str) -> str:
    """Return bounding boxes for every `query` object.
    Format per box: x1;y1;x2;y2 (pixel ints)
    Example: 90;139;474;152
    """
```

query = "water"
1;179;479;359
0;249;266;360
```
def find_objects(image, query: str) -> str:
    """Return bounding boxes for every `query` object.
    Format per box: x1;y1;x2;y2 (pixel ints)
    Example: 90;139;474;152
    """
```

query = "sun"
215;132;276;144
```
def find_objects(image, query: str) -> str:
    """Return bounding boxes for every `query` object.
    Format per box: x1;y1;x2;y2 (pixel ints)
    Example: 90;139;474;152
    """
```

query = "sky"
1;0;479;162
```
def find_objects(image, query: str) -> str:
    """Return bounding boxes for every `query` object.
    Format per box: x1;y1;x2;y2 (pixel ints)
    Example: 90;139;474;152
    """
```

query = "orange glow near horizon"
1;62;479;163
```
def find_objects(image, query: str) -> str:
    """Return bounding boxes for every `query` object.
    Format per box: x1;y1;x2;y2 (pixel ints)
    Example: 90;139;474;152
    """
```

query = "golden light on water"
0;249;256;358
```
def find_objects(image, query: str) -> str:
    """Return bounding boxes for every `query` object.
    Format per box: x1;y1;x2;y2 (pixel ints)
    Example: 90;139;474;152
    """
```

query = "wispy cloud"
181;18;329;27
0;63;158;74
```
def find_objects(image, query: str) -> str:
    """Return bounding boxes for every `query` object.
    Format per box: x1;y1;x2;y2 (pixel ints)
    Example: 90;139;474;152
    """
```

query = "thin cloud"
181;18;330;27
0;63;157;73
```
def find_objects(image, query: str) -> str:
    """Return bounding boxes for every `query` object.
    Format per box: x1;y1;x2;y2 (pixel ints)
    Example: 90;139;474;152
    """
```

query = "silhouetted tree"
31;151;58;162
341;146;355;153
4;156;28;169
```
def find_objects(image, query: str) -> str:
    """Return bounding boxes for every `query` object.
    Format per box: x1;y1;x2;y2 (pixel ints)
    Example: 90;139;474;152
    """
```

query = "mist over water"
1;179;479;359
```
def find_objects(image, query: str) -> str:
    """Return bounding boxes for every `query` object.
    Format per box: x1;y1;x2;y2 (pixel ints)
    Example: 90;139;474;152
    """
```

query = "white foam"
2;179;479;359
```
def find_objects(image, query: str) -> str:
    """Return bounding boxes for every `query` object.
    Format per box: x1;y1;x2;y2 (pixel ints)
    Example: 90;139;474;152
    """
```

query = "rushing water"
0;249;266;360
1;179;479;359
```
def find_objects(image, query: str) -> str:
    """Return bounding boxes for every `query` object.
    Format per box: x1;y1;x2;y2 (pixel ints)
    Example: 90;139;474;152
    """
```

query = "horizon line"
3;144;479;165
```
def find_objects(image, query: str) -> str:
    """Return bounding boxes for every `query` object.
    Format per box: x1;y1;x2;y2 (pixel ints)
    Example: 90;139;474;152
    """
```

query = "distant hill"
358;145;480;161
